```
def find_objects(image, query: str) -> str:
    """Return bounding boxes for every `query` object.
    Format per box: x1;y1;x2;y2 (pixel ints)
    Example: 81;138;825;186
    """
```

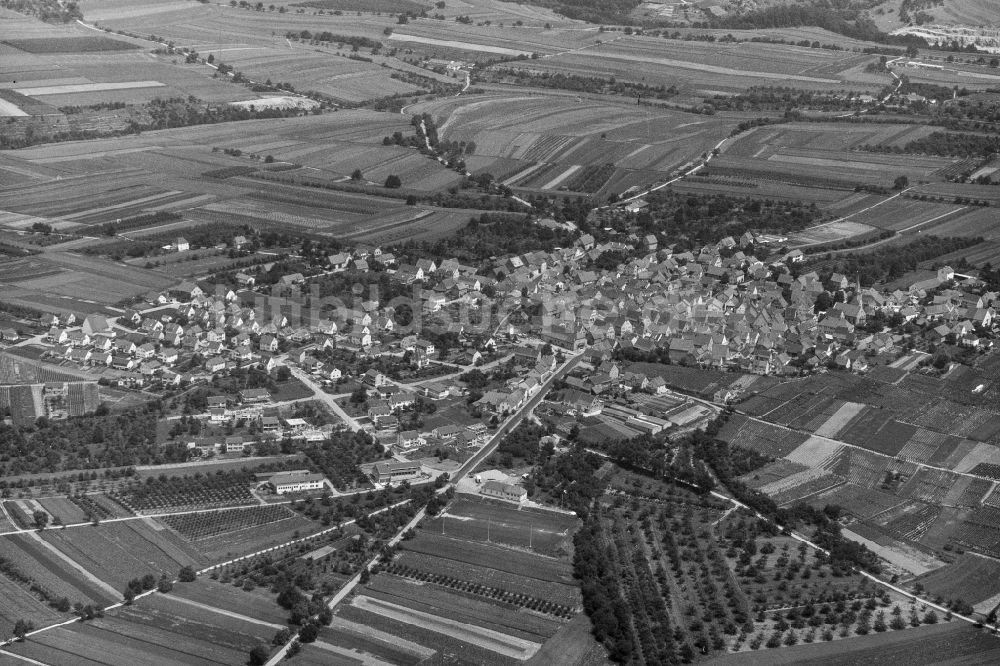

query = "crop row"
383;563;574;619
162;505;296;540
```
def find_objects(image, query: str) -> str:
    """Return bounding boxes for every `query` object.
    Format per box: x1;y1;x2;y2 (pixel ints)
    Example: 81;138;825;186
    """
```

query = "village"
1;222;996;505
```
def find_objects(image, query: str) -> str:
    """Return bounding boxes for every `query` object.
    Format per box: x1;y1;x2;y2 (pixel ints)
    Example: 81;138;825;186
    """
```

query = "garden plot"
784;436;844;468
814;401;867;438
806;483;906;520
953;441;1000;474
898;428;949;464
716;416;808;458
741;459;809;490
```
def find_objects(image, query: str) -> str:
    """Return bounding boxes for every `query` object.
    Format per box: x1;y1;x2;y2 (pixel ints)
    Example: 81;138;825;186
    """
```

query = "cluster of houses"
481;232;995;376
26;227;1000;427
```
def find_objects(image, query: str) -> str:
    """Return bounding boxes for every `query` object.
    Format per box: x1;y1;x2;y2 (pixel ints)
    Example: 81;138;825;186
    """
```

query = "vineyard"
161;505;299;540
564;163;616;193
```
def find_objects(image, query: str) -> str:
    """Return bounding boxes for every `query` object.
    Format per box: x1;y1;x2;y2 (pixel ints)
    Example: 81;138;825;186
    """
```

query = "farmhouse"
481;480;528;503
371;460;421;484
270;472;327;494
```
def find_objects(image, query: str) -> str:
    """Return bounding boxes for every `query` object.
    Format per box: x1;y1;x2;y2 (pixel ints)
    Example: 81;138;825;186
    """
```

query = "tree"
178;566;196;582
12;619;33;641
351;168;363;180
248;644;269;666
157;576;173;593
893;175;909;190
298;622;319;643
384;174;402;188
33;510;48;531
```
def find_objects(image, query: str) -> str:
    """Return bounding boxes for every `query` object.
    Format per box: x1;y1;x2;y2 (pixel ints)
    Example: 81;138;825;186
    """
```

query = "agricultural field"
540;36;880;94
159;506;320;563
0;532;118;608
3;592;276;666
306;494;586;664
411;93;737;196
726;370;1000;564
0;572;65;640
40;519;205;590
912;553;1000;613
422;496;579;557
704;619;1000;666
581;466;921;661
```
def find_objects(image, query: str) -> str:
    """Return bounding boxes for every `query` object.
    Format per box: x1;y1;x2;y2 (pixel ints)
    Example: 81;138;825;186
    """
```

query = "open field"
171;578;290;626
1;532;117;608
3;592;276;666
352;594;541;660
423;497;578;557
40;519;205;589
913;553;1000;609
0;110;485;298
0;573;65;639
537;36;879;94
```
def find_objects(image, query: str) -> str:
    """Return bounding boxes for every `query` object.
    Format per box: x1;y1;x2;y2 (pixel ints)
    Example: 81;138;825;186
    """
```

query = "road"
265;352;582;665
287;365;362;432
452;351;583;484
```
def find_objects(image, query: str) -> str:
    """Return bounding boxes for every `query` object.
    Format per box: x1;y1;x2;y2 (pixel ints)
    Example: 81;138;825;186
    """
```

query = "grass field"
424;497;578;557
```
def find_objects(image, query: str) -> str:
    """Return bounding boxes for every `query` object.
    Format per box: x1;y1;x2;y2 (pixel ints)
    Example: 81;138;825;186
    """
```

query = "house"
480;480;528;503
47;327;68;344
207;395;228;410
240;388;271;404
370;460;421;484
261;415;281;432
223;436;246;453
368;404;393;424
328;253;351;271
175;237;190;252
82;314;111;337
111;355;135;370
270;472;327;494
396;430;426;450
204;356;227;373
259;335;278;352
363;369;387;387
423;382;450;399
